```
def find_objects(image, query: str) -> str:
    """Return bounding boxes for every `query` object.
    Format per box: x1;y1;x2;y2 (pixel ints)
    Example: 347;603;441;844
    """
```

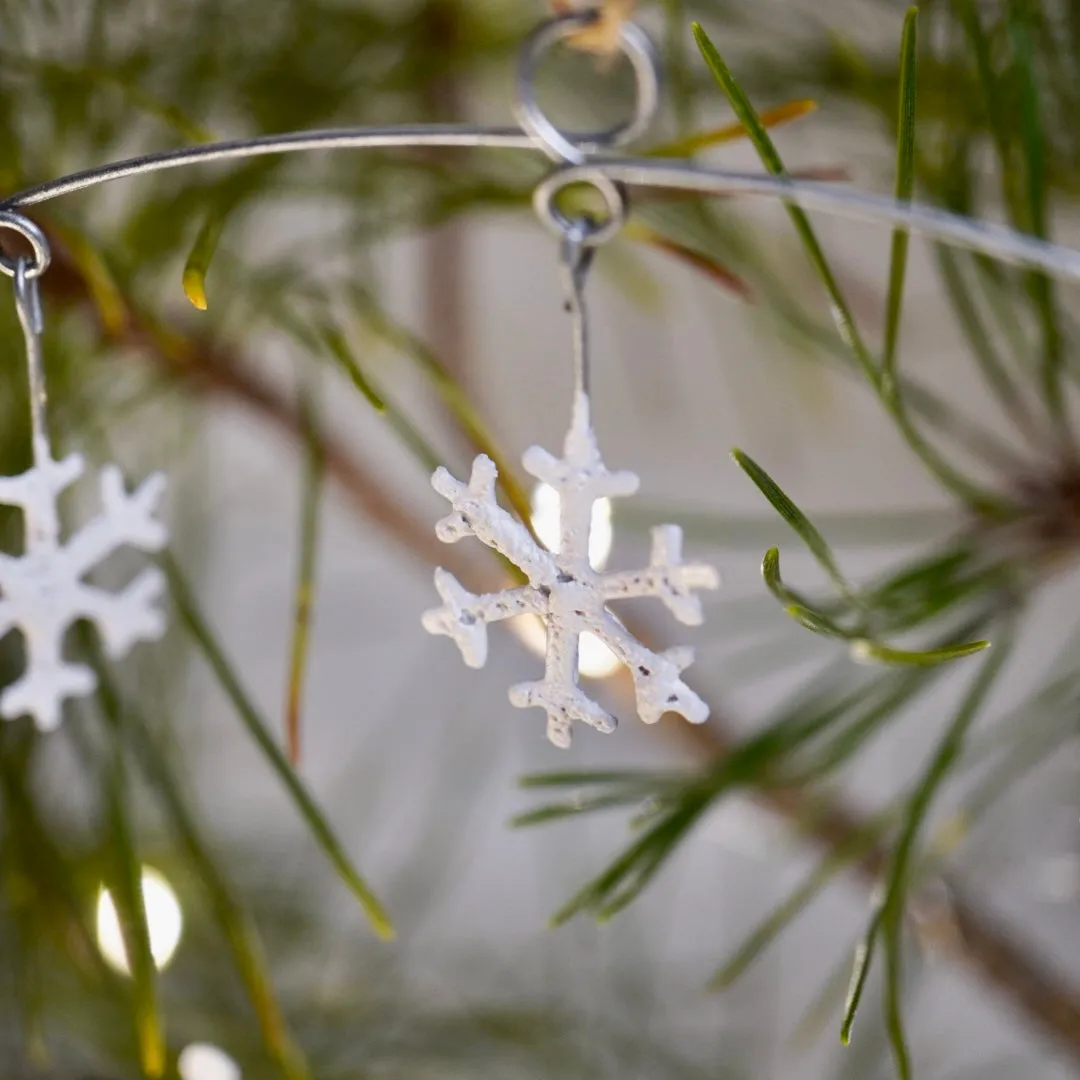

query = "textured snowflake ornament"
0;451;168;730
423;392;720;748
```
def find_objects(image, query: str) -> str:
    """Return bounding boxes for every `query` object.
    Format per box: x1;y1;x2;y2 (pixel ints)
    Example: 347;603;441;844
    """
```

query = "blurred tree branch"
30;221;1080;1064
2;2;1080;1075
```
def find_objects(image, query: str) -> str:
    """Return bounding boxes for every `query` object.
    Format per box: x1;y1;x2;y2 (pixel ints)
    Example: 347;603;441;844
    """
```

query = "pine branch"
38;239;1080;1068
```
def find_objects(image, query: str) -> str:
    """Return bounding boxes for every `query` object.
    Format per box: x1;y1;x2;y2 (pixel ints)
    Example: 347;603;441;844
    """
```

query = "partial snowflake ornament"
423;151;719;748
0;213;169;731
0;456;168;730
423;391;719;748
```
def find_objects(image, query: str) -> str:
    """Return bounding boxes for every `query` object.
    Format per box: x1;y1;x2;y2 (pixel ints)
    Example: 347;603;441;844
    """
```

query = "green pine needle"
163;553;396;941
850;638;991;668
691;23;878;385
115;699;312;1079
283;380;325;767
104;747;166;1078
698;25;1007;514
762;546;851;638
319;324;388;414
1007;0;1066;430
731;450;848;593
883;907;913;1079
845;636;1012;1057
882;8;919;384
840;906;883;1045
183;206;228;311
710;812;888;992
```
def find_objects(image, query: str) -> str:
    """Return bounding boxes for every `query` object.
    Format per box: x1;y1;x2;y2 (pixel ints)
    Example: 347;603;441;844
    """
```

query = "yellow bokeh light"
512;613;621;679
96;866;183;975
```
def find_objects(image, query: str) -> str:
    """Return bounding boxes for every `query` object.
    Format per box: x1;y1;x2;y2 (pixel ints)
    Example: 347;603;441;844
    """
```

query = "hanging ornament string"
560;221;594;400
422;13;721;747
519;5;642;422
0;211;169;731
1;214;65;556
2;215;52;480
16;261;48;469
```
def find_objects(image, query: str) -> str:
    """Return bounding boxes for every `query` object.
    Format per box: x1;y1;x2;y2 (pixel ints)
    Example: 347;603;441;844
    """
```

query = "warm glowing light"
513;613;621;679
96;866;183;974
178;1044;242;1080
531;483;613;570
512;483;621;679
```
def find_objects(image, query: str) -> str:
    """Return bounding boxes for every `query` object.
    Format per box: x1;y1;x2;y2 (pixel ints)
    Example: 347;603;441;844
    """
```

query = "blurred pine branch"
0;2;1079;1078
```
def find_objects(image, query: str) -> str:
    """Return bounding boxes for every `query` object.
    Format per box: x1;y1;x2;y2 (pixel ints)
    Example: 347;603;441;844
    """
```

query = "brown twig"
35;229;1080;1066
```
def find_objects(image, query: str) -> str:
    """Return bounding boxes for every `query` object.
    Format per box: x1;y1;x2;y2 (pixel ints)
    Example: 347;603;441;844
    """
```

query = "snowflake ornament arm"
422;567;543;669
421;454;553;666
429;454;556;584
602;524;718;625
72;563;167;659
63;466;168;578
508;615;617;749
423;392;720;747
583;609;709;726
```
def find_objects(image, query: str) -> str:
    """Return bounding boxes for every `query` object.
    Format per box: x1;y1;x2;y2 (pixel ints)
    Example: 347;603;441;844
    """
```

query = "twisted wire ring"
514;9;661;166
0;211;51;279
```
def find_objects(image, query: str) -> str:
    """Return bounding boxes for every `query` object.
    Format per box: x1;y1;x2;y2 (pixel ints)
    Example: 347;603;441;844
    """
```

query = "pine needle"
283;381;324;766
163;553;395;941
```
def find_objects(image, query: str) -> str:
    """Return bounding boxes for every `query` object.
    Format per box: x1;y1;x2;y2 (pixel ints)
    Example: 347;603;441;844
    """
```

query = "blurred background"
0;0;1078;1077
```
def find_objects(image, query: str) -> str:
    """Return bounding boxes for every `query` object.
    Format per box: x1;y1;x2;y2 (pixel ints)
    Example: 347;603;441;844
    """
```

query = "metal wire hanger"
0;7;1077;285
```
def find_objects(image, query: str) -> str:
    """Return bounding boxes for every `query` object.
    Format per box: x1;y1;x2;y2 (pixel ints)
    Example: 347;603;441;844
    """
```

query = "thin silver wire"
560;222;596;398
0;127;536;210
0;2;1077;288
13;259;50;469
4;127;1080;285
535;160;1080;282
0;211;53;478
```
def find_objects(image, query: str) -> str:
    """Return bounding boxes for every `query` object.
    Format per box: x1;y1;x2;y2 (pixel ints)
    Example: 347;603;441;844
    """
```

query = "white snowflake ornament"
423;391;719;748
0;222;170;732
0;451;168;730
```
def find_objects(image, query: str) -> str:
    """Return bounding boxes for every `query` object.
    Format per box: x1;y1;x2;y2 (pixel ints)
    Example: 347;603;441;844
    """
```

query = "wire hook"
0;212;53;466
12;257;51;467
559;217;597;399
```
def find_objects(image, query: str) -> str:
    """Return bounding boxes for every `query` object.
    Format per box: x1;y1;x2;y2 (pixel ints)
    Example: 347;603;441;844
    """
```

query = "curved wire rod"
0;125;536;209
4;121;1080;285
538;159;1080;283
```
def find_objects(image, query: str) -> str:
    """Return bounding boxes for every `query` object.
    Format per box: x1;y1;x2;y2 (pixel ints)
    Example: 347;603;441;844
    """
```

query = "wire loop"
534;168;628;246
0;211;50;279
0;28;1077;285
515;10;661;165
